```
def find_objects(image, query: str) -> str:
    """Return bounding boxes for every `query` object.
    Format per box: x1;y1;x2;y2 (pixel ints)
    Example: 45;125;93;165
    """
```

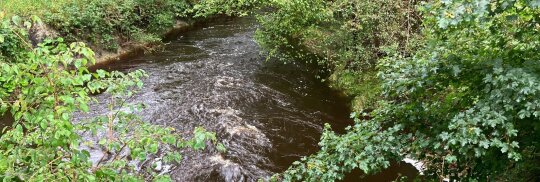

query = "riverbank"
254;0;421;112
0;1;264;181
255;1;540;181
0;0;257;65
92;18;210;65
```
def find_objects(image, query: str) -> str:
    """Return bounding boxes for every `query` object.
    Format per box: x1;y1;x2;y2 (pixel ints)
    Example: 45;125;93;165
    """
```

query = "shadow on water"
86;16;418;181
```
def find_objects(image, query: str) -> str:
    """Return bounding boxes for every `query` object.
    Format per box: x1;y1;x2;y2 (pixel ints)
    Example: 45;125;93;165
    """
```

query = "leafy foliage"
0;16;220;181
43;0;192;51
0;0;267;180
272;118;407;181
1;0;257;52
257;0;540;181
189;0;264;17
255;0;423;110
374;0;540;180
0;0;74;17
0;15;31;61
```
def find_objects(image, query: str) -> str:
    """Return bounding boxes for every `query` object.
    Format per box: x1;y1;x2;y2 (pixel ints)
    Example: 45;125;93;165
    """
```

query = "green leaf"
149;143;159;154
216;143;227;153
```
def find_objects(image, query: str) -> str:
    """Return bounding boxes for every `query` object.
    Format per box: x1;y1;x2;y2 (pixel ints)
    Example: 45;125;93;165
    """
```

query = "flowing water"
88;17;418;181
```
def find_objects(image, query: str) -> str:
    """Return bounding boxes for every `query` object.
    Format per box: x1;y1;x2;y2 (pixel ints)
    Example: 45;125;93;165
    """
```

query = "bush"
263;0;540;181
43;0;191;51
0;1;260;181
255;0;423;111
189;0;263;17
0;16;220;181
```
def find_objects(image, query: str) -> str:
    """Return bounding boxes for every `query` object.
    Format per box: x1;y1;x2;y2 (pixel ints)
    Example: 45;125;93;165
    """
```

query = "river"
88;17;418;181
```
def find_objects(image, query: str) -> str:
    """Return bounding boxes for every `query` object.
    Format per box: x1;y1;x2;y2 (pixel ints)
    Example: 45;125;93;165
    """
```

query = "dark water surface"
90;17;417;181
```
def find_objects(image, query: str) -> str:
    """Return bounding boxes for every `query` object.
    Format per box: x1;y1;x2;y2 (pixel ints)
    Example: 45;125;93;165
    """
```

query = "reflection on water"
88;17;418;181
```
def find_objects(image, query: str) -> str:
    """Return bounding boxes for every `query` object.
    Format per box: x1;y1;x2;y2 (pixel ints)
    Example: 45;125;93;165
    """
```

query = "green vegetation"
2;0;540;181
190;0;264;17
0;0;257;51
0;16;224;182
255;0;422;111
254;0;540;181
0;0;73;17
42;0;191;50
0;1;246;181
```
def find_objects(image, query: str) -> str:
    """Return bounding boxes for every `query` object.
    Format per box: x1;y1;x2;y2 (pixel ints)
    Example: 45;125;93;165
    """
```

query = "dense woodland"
1;0;539;181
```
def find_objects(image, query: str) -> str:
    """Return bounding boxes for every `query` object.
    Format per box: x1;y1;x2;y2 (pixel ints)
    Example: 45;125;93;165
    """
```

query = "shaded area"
343;162;420;182
0;112;14;135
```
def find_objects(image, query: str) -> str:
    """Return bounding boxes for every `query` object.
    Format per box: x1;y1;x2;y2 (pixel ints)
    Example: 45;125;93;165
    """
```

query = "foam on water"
80;17;419;181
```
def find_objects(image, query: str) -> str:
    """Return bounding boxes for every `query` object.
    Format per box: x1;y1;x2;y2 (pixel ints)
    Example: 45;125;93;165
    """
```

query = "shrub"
0;16;219;181
266;0;540;181
43;0;191;51
255;0;423;111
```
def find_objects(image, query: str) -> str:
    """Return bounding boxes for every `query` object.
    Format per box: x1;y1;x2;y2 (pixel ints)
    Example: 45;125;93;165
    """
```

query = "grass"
0;0;81;17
